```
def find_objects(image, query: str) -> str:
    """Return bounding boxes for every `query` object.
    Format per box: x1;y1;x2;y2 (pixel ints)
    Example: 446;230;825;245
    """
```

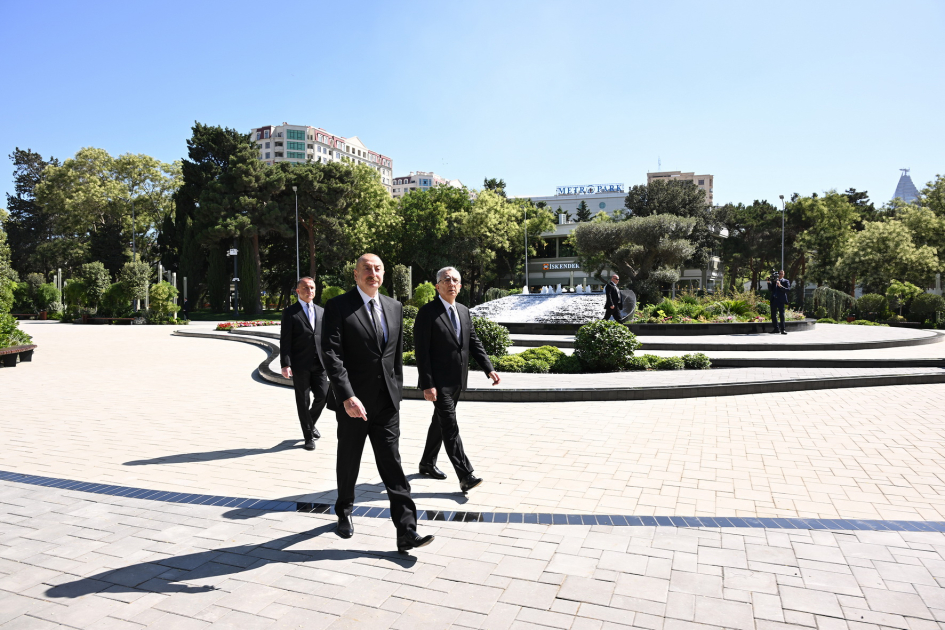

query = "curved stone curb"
3;470;942;532
174;329;945;402
712;357;945;368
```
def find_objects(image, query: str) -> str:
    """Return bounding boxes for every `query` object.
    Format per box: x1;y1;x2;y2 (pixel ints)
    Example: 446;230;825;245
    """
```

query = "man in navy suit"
414;266;500;493
280;277;328;451
770;270;792;335
321;254;433;553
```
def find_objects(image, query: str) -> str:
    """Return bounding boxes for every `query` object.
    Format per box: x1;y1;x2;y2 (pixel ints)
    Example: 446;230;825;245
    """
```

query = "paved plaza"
4;320;945;628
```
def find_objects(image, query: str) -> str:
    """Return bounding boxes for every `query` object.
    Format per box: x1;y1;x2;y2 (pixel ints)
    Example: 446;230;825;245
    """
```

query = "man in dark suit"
414;266;500;493
770;270;792;335
603;274;623;320
280;277;328;451
321;254;433;553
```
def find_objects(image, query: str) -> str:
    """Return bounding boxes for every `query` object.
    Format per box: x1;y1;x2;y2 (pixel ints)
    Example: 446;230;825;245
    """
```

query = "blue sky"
1;0;942;207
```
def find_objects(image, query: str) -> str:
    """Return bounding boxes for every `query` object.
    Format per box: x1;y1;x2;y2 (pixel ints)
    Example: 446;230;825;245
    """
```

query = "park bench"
0;344;36;368
79;315;137;325
10;312;47;320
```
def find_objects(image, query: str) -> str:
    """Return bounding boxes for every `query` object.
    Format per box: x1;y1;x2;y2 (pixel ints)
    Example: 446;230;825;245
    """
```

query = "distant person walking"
280;277;328;451
414;266;500;493
603;274;623;320
769;270;792;335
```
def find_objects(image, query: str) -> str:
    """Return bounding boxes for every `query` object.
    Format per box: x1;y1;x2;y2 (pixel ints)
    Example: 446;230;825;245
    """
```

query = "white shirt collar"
438;295;457;312
356;285;380;306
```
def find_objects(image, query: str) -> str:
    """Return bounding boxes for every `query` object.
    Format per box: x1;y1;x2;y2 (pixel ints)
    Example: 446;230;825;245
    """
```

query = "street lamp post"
228;245;239;317
293;185;299;281
131;197;136;262
523;207;529;290
778;195;786;271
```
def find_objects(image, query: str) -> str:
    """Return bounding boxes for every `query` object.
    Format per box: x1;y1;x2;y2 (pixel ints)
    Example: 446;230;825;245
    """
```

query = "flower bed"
215;320;278;331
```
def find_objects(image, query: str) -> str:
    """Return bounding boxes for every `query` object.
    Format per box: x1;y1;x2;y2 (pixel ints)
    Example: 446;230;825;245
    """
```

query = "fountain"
470;288;637;333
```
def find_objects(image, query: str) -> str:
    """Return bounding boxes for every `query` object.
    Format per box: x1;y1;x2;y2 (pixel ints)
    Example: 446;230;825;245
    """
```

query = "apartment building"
391;171;464;198
646;170;714;205
249;123;394;192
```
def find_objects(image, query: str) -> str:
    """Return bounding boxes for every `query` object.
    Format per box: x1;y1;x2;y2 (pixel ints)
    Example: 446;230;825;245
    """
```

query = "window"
599;202;606;209
265;152;271;159
535;238;556;258
287;141;305;150
287;151;305;159
558;240;576;257
265;142;270;149
256;132;261;140
263;130;270;139
287;129;305;140
307;144;313;149
698;179;705;185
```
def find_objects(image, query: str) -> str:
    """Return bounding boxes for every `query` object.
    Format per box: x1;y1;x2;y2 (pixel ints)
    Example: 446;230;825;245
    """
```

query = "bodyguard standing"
280;277;328;451
321;254;433;553
603;274;623;320
769;270;792;335
414;267;500;493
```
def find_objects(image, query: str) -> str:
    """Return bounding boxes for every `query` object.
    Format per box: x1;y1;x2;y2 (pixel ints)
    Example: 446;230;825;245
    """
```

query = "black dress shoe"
769;329;780;334
460;474;483;493
397;530;434;553
311;426;321;440
780;331;788;335
419;464;447;480
303;439;315;451
336;514;353;539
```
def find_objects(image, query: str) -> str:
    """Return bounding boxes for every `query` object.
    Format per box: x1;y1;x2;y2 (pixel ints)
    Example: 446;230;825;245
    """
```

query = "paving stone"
692;595;753;630
780;584;843;617
498;579;559;610
860;587;933;620
557;576;615;606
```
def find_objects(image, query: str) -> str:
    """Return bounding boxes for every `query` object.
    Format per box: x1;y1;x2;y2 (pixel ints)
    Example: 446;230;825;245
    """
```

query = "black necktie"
448;305;460;340
369;298;384;348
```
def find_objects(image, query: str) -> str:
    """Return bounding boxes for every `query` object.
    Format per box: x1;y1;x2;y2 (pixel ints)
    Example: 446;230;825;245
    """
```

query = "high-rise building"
249;123;394;192
892;168;920;203
646;170;714;205
391;171;463;198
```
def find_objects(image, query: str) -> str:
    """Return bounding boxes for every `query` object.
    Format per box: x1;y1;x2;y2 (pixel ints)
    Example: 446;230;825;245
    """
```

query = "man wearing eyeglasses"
414;266;500;493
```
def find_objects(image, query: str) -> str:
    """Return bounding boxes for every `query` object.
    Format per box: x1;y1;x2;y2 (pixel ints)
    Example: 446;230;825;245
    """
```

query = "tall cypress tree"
575;200;592;222
5;148;59;276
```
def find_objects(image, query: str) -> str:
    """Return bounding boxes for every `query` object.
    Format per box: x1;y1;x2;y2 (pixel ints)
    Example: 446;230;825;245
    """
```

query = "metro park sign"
555;183;624;196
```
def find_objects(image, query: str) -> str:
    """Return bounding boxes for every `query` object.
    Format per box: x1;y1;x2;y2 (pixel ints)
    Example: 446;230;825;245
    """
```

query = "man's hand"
344;397;368;420
281;366;292;378
423;387;437;402
488;371;501;386
609;305;615;309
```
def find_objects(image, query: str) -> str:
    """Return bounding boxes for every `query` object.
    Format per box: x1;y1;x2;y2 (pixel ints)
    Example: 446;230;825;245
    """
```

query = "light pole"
228;245;239;317
131;197;136;262
523;207;529;289
778;195;786;271
293;185;299;281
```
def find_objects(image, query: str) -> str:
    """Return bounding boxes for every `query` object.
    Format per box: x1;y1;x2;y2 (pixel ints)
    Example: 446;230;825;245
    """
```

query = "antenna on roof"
901;168;910;176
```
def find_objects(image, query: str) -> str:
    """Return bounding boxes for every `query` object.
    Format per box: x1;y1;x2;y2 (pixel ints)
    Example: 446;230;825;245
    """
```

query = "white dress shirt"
438;295;461;338
356;285;388;342
300;299;315;328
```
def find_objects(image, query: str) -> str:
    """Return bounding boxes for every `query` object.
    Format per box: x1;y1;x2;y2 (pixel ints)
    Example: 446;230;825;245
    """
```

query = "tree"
716;200;783;291
836;220;940;293
0;209;17;313
886;280;924;317
624;178;707;218
119;261;151;309
844;188;879;230
792;191;860;290
482;177;507;198
79;261;111;310
5;148;59;276
575;200;592;222
572;214;698;304
921;174;945;217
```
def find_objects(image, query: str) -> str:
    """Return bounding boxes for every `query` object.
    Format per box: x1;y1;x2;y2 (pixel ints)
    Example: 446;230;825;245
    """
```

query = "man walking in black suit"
603;274;623;320
280;277;328;451
770;270;792;335
414;266;501;493
321;254;433;553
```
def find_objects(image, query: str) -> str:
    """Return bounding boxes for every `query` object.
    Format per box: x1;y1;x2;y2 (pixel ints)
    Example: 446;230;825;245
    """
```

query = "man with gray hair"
414;266;500;493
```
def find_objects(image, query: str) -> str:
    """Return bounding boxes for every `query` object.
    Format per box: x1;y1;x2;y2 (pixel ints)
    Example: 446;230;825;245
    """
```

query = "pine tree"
575;200;592;222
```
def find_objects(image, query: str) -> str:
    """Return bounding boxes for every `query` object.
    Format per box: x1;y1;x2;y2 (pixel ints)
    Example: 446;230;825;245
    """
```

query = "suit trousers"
602;306;620;321
292;367;328;441
770;302;786;332
334;387;418;534
420;388;473;480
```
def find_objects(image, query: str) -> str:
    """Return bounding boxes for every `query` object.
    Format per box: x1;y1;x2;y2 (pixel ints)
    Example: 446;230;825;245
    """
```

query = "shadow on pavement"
123;439;303;466
45;522;416;599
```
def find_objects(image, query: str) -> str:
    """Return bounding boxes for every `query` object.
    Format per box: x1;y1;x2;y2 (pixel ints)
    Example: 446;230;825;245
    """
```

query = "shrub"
100;282;132;318
403;317;415;352
655;356;685;370
886;279;923;316
403;350;416;366
550;354;583;374
48;301;63;314
62;279;88;308
848;319;887;326
814;306;828;319
494;354;525;373
718;299;751;316
676;302;704;319
148;281;179;317
639;354;661;368
523;359;551;373
320;285;345;305
472;316;511;357
34;283;59;312
574;320;641;372
657;298;677;317
626;356;650;371
856;293;889;321
519;345;565;364
0;313;32;348
12;282;31;312
402;304;419;319
119;261;151;301
812;286;856;321
411;281;436;307
682;353;711;369
484;287;510;303
80;262;111;308
392;264;410;300
910;293;945;324
817;317;838;324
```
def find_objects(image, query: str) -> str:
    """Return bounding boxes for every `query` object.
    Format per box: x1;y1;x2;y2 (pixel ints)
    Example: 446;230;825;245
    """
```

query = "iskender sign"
542;262;581;270
555;183;624;196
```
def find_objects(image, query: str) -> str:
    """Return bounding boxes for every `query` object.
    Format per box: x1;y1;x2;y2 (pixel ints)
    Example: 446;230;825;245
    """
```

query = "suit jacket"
414;298;494;393
771;278;791;304
280;300;325;371
604;281;623;310
322;288;404;410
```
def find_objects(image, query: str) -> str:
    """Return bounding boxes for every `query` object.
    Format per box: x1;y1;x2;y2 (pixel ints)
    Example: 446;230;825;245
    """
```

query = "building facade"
249;123;394;192
646;170;714;205
892;168;920;203
391;171;464;198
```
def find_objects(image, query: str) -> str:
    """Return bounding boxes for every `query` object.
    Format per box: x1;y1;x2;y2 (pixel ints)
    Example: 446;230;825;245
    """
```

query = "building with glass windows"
892;168;920;203
249;123;394;193
391;171;464;198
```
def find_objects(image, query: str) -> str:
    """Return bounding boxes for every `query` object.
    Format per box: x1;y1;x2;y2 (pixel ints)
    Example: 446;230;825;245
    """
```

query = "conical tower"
892;168;920;203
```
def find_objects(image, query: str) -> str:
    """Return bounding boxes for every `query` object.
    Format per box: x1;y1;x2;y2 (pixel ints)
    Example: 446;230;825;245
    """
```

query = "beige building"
647;170;714;205
249;123;394;192
391;171;463;198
